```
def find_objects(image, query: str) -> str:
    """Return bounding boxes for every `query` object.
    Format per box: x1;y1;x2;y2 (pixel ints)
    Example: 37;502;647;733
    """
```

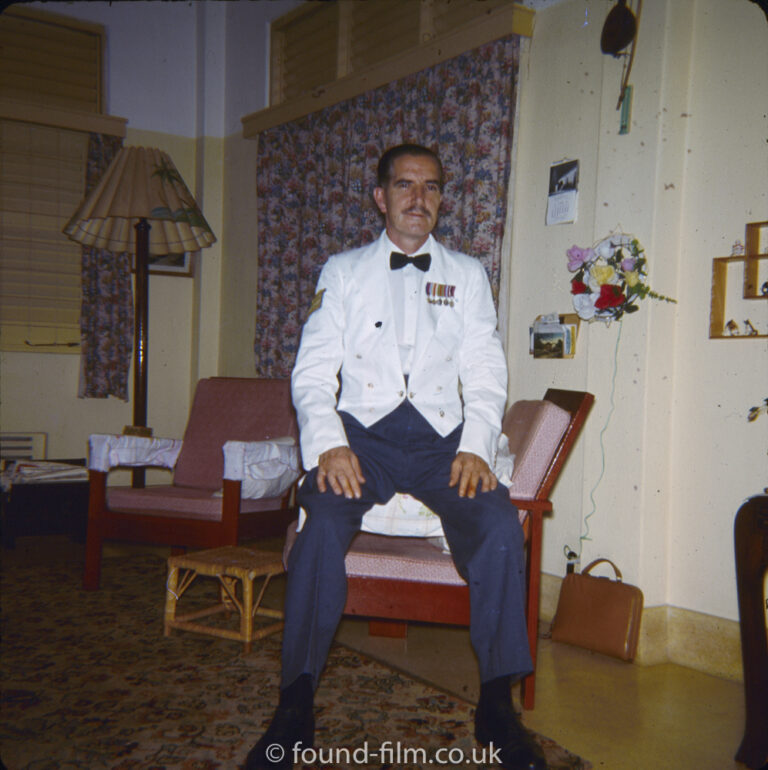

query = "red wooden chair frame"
342;388;594;710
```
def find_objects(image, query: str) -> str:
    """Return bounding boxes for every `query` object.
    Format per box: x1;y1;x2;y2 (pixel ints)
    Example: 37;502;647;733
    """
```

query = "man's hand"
449;451;498;498
317;446;366;498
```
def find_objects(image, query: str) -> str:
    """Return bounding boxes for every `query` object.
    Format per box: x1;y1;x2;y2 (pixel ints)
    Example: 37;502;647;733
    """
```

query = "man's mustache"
404;206;431;216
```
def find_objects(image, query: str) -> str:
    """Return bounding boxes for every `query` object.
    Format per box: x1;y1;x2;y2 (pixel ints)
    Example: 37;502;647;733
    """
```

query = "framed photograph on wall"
132;252;193;277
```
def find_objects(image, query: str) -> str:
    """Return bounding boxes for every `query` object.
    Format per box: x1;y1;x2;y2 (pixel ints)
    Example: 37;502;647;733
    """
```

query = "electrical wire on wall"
563;320;623;571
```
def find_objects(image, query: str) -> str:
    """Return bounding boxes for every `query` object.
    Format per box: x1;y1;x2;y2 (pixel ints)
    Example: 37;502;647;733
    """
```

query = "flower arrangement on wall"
567;234;676;322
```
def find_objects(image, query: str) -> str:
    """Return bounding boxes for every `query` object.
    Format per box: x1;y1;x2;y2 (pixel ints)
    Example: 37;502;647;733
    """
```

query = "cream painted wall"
4;0;765;632
507;0;767;623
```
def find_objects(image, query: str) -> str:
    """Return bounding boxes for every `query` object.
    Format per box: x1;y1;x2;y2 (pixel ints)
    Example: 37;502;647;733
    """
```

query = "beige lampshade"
64;146;216;254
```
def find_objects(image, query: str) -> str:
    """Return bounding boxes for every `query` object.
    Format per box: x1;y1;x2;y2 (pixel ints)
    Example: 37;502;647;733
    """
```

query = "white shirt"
385;235;427;374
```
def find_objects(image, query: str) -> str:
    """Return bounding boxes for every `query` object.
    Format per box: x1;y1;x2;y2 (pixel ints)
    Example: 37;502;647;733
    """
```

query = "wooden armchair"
299;388;594;710
83;377;299;590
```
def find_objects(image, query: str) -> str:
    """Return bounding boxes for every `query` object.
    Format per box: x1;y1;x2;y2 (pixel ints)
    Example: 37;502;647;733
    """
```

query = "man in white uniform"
246;144;546;770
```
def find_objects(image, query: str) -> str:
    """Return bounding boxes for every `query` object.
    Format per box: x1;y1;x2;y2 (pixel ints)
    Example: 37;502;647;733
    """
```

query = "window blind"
0;8;105;353
0;120;88;350
0;6;102;113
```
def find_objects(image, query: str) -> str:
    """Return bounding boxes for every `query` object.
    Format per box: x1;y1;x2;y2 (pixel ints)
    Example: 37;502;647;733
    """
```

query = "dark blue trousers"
282;401;533;688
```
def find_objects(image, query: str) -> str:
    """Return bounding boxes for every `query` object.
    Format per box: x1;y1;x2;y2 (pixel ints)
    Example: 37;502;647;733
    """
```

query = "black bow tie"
390;251;431;272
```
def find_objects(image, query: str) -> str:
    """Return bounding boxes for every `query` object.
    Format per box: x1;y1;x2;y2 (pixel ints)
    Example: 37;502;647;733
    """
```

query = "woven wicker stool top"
168;546;284;579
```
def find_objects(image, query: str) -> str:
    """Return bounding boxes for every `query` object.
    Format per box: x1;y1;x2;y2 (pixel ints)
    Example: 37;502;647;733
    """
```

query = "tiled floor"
336;617;748;770
4;537;751;770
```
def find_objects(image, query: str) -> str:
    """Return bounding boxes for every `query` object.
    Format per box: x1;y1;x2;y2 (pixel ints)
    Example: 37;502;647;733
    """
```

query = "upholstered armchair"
83;377;300;590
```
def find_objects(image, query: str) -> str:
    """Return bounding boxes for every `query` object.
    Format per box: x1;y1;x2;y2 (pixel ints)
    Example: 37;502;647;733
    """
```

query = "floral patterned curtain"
254;35;520;378
78;133;133;399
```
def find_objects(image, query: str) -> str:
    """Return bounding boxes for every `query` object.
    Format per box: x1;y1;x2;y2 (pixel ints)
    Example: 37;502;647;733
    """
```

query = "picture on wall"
546;159;579;225
132;252;193;277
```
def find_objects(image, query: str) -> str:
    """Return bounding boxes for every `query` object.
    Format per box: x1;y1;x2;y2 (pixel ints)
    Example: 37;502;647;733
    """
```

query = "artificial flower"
621;257;636;272
565;234;677;323
595;239;615;260
590;264;616;286
573;293;598;320
566;245;594;271
595;283;625;309
624;270;640;288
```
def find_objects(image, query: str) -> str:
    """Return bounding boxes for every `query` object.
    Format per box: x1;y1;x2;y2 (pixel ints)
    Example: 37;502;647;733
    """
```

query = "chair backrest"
538;388;594;500
173;378;298;491
502;389;594;501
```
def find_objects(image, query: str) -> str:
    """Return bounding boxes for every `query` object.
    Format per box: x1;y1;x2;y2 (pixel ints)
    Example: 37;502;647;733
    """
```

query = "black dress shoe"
244;703;314;770
475;699;548;770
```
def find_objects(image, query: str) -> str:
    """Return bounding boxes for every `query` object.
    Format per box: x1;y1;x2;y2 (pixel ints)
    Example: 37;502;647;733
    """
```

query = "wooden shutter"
269;0;525;107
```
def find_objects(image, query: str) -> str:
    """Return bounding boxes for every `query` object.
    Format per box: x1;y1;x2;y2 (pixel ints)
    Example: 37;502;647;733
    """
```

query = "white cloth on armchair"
89;434;183;472
222;437;300;499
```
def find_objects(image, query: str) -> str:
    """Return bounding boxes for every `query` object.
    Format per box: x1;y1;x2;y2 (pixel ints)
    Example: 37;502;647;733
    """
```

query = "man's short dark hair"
377;144;444;189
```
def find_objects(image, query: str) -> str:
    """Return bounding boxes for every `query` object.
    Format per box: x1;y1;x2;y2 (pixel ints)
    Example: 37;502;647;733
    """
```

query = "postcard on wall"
546;159;579;225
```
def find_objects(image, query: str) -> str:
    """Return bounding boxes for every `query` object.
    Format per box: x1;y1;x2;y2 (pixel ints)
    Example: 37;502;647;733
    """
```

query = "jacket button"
439;409;445;417
398;390;404;397
367;382;374;388
409;391;415;399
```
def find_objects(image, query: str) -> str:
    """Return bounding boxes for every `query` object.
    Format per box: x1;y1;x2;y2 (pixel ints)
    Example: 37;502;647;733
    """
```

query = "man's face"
373;154;442;254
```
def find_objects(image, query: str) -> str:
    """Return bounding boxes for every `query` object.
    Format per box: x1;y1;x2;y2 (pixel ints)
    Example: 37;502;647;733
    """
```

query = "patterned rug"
0;552;590;769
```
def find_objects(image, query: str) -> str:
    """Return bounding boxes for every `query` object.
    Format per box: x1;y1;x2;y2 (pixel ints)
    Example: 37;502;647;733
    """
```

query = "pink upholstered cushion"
345;532;466;585
503;399;570;499
283;522;465;585
107;485;287;520
173;378;298;491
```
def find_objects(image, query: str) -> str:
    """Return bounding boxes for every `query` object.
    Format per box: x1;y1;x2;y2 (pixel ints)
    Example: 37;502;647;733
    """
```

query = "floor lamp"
64;146;216;487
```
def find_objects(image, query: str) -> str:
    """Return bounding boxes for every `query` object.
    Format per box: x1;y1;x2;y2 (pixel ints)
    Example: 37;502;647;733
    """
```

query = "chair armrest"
88;434;183;472
223;439;300;499
508;497;554;515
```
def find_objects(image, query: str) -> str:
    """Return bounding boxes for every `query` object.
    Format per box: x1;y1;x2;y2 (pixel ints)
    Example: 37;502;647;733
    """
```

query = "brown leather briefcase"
551;558;643;661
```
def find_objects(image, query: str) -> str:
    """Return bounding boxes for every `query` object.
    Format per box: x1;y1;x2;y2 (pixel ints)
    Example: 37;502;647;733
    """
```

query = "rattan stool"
164;545;284;652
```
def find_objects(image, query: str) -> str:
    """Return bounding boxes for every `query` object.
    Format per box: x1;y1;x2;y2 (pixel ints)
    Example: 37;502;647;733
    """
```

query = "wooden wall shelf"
744;220;768;299
709;221;768;340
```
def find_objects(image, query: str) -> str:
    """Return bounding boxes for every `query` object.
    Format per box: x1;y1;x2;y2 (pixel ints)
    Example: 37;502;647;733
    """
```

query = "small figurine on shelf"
725;319;740;336
744;319;758;336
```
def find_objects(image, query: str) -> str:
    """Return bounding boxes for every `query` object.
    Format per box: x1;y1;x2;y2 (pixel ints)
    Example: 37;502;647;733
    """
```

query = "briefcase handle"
582;558;623;582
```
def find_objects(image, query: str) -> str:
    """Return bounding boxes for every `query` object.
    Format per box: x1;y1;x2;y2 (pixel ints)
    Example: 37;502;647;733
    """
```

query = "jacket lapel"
411;237;451;370
350;235;395;331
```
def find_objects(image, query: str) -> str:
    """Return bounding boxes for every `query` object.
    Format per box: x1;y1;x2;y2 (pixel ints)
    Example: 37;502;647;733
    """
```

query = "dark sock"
479;674;512;709
278;673;313;711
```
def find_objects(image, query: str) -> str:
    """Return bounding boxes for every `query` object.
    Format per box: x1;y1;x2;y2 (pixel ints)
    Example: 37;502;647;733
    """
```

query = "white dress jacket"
291;231;508;471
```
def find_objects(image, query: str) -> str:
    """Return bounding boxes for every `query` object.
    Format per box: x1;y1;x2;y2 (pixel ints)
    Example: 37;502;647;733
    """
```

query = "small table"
164;546;285;653
1;459;89;548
